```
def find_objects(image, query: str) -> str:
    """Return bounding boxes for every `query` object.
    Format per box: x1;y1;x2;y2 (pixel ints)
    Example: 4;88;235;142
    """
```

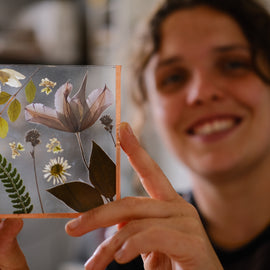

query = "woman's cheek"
230;78;269;108
150;95;184;130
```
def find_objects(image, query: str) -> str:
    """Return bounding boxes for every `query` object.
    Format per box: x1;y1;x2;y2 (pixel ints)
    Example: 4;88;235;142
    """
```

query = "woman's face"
144;6;270;179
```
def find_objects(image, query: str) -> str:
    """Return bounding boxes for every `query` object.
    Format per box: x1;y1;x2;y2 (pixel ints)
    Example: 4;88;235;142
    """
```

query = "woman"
66;0;270;269
1;0;270;269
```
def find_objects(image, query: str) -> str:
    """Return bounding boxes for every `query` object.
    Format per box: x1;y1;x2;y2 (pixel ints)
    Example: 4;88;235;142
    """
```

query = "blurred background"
0;0;191;269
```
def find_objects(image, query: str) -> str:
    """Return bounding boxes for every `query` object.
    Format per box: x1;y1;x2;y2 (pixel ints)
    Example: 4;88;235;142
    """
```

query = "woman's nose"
186;72;224;106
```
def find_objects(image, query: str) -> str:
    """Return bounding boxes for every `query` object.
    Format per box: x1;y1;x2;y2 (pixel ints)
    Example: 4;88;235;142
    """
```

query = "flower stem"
30;148;44;213
109;131;116;147
75;132;89;169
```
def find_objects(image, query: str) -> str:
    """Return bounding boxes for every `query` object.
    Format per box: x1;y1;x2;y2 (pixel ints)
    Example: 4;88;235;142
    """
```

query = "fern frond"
0;153;34;214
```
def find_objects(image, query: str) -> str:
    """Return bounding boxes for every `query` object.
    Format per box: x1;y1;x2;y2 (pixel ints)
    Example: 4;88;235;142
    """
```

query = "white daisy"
43;157;71;185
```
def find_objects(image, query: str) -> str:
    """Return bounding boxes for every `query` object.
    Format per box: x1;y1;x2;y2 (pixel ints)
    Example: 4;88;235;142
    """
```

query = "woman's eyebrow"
155;45;251;72
213;44;251;53
156;56;183;71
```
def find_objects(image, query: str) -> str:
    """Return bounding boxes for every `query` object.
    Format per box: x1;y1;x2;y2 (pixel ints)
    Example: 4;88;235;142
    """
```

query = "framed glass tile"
0;64;121;218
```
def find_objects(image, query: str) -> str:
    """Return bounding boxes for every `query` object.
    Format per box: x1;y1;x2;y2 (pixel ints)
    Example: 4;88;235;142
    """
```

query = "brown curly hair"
128;0;270;111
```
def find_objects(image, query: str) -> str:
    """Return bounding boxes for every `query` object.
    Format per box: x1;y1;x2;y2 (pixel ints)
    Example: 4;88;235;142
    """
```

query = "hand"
0;219;29;270
65;122;223;270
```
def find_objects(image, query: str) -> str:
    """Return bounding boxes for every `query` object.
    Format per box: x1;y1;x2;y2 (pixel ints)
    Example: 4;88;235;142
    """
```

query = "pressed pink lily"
24;75;113;133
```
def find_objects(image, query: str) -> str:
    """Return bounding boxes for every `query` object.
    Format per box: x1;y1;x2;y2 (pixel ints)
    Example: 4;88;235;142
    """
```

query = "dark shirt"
107;192;270;270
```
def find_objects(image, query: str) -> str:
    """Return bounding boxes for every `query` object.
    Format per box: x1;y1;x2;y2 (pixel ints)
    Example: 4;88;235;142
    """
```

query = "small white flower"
39;78;56;95
46;138;63;153
43;157;71;185
9;141;25;159
0;69;25;89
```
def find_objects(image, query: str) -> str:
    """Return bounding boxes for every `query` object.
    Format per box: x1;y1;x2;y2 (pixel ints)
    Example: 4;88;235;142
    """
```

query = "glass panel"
0;64;121;217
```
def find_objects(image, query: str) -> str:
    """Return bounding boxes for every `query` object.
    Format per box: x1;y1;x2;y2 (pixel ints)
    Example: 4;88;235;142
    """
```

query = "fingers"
84;217;222;270
119;122;179;201
113;229;193;264
83;220;196;270
66;196;185;237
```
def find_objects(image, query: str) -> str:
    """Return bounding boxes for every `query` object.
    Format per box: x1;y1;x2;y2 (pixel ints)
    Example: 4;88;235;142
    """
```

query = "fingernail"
84;257;94;270
120;122;133;135
115;248;125;263
66;216;81;230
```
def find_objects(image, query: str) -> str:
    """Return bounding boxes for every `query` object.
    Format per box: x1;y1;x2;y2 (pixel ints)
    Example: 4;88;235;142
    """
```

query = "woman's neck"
191;159;270;250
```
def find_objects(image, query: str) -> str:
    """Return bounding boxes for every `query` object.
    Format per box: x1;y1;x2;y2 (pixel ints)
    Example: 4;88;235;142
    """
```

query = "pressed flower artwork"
0;65;121;217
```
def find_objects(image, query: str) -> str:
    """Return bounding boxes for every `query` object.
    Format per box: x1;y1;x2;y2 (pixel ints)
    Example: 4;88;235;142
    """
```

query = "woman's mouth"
187;116;242;138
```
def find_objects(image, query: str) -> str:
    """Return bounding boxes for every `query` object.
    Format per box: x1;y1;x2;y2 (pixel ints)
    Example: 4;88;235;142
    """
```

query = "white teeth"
194;119;234;136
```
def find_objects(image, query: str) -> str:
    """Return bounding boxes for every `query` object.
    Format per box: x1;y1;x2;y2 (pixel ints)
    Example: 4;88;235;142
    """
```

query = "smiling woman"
99;0;270;269
143;6;270;180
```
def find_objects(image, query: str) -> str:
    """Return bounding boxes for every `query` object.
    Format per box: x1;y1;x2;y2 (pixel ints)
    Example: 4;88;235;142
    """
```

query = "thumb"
0;218;23;243
0;219;29;269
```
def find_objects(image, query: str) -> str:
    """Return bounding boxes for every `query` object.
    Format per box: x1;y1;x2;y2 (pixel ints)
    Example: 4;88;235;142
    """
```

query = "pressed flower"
46;138;63;153
39;78;56;95
16;142;25;151
100;114;115;146
9;141;25;159
0;69;25;91
43;157;71;185
100;114;113;132
25;129;41;147
25;75;114;133
41;87;52;95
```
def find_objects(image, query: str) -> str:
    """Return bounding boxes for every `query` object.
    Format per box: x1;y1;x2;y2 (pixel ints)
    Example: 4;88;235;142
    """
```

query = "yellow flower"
9;141;25;159
46;138;63;153
0;69;25;90
16;142;25;151
39;78;56;95
41;87;52;95
43;157;71;185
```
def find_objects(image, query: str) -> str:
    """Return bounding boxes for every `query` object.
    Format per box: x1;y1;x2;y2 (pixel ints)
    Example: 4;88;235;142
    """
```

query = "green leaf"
3;183;14;188
13;203;24;209
0;117;8;138
0;153;33;214
18;186;25;195
14;210;25;214
2;158;6;167
47;181;104;212
6;188;16;193
27;205;34;213
0;91;11;104
10;168;17;178
89;141;116;201
0;172;7;179
24;197;31;207
11;198;21;204
25;79;36;103
8;194;18;199
7;163;11;172
14;174;20;183
15;179;23;189
7;99;21;122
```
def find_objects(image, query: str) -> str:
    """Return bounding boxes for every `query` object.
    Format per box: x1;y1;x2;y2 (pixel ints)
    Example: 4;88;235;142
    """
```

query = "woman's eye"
156;70;189;93
226;61;248;69
163;74;185;85
220;59;252;74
